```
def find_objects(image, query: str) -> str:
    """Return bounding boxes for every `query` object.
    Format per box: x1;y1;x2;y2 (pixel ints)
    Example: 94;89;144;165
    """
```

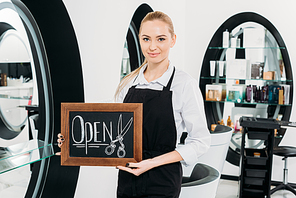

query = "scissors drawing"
105;114;133;158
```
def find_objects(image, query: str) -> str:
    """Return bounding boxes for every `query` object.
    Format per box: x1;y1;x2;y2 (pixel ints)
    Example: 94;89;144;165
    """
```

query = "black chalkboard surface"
61;103;142;166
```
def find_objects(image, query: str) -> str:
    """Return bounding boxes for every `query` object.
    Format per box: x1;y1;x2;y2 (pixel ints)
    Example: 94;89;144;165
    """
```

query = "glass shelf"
0;139;54;174
200;76;292;83
208;46;286;50
205;100;291;106
0;94;32;100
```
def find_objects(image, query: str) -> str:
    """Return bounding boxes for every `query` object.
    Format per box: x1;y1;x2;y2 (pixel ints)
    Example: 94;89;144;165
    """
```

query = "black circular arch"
199;12;293;166
126;3;153;71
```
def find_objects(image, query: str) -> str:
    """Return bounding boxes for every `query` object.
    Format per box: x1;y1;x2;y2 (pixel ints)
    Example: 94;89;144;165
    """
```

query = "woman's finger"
126;163;138;169
57;141;63;148
117;165;141;176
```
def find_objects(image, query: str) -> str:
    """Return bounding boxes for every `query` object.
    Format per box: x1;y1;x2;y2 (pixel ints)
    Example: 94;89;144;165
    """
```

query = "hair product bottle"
222;29;230;48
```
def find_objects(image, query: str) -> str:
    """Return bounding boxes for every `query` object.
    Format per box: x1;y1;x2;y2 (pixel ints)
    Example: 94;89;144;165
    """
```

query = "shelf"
205;100;291;106
208;46;285;50
0;139;54;174
0;94;32;100
200;76;292;83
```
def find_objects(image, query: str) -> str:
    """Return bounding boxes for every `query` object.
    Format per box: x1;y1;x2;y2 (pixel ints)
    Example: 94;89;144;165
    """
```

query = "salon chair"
180;163;220;198
181;125;233;176
270;146;296;195
199;125;233;172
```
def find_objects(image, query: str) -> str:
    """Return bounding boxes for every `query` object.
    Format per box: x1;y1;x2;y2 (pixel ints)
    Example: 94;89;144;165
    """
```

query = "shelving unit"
201;76;292;83
238;117;280;198
201;45;292;119
0;139;54;174
205;100;291;107
199;16;293;167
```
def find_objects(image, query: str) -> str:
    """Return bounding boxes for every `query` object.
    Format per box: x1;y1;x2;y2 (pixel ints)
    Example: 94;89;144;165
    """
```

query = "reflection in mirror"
0;7;37;198
219;22;286;157
120;41;131;80
120;22;143;79
0;28;34;136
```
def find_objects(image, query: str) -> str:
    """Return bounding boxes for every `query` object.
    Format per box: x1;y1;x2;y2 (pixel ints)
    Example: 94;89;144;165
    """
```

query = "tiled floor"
216;179;296;198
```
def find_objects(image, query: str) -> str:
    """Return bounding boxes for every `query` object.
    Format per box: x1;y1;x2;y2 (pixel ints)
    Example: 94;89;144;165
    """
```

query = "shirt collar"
132;62;174;87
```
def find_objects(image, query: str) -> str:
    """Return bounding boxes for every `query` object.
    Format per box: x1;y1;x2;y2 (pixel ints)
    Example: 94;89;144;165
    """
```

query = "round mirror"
120;3;152;79
0;1;53;197
199;12;293;166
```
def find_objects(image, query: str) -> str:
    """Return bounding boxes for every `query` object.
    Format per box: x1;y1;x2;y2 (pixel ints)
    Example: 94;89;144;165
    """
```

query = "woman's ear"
171;34;176;48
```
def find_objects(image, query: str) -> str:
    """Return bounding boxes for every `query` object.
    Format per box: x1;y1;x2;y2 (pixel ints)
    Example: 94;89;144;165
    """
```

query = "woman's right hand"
56;133;65;155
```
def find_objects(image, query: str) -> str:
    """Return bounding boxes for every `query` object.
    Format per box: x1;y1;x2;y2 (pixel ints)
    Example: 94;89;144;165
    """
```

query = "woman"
114;11;210;198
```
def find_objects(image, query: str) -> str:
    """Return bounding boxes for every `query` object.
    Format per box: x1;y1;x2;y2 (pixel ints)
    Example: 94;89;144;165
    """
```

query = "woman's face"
139;20;176;66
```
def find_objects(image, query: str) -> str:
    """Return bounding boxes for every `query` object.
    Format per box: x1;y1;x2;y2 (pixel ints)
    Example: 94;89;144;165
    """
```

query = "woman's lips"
148;53;160;58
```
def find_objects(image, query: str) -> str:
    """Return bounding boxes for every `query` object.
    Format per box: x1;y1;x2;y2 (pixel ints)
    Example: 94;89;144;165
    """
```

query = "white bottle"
222;29;229;48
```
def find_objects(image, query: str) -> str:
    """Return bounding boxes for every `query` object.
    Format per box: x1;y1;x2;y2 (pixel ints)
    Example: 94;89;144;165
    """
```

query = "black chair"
271;146;296;195
180;163;220;198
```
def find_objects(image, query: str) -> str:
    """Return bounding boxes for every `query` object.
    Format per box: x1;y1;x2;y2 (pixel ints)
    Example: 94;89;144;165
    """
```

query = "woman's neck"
144;60;169;83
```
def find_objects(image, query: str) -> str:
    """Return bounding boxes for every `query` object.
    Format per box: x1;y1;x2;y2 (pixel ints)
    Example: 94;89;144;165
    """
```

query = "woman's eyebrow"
141;34;168;38
156;35;167;38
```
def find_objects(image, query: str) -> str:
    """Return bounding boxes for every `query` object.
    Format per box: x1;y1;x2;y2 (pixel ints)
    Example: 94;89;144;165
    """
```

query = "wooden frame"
61;103;142;166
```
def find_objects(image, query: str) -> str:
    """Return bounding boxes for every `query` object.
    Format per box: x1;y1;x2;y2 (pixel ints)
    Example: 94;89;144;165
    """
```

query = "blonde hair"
114;11;175;100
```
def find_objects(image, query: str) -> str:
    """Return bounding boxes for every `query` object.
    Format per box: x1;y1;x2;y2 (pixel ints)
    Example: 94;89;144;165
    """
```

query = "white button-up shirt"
117;63;211;166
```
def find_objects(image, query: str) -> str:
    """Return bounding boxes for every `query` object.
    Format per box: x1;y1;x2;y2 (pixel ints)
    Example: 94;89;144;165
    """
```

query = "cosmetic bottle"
279;87;284;105
246;85;252;102
230;37;237;48
256;87;261;103
234;120;240;132
1;73;7;86
222;29;230;48
227;116;232;127
261;86;268;103
252;85;257;103
266;85;269;102
210;61;216;76
218;61;225;77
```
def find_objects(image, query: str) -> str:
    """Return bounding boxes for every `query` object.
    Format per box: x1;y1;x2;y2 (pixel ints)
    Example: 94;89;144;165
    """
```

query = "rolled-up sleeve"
175;78;211;166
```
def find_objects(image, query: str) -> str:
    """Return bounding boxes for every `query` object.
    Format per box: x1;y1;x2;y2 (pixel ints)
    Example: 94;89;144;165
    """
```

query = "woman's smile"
148;52;160;58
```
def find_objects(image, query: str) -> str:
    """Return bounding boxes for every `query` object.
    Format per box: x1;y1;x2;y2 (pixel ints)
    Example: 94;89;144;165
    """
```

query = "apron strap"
163;67;175;91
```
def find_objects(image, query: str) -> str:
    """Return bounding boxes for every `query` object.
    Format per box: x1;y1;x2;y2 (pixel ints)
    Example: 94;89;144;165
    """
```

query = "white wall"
62;0;296;197
62;0;185;103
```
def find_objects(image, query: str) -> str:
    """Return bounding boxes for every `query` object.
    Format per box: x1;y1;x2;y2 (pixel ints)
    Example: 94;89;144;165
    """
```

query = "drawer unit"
238;117;280;198
245;149;268;166
245;168;267;178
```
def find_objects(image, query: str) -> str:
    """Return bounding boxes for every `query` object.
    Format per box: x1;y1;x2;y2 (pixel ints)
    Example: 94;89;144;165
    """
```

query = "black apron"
117;68;182;198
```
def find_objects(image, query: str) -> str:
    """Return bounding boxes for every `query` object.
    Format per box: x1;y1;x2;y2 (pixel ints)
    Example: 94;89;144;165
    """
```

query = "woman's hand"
116;159;155;176
116;151;183;176
56;133;65;155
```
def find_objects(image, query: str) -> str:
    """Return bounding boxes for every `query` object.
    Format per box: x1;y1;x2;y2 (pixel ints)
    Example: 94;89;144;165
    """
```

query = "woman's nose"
149;40;157;50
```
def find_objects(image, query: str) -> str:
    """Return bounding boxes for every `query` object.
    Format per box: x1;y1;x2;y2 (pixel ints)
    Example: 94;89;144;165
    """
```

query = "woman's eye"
143;38;149;41
158;38;165;41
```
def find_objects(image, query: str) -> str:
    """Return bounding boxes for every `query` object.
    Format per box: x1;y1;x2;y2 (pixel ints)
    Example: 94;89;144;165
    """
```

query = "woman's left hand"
116;159;155;176
117;151;183;176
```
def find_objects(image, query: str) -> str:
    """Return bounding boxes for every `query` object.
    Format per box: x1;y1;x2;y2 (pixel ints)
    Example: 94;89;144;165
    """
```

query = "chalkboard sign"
60;103;142;166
